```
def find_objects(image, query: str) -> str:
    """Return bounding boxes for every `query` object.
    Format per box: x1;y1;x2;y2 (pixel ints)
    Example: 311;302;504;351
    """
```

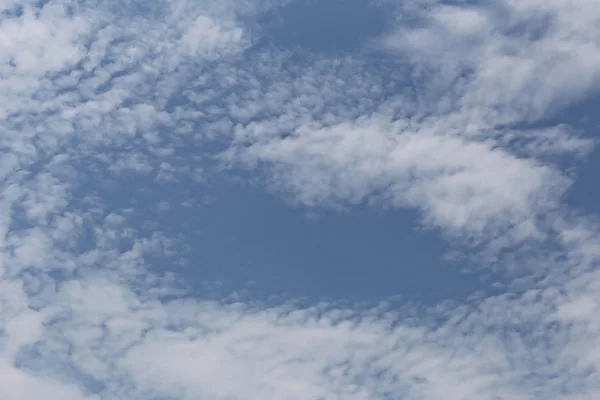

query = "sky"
1;0;600;399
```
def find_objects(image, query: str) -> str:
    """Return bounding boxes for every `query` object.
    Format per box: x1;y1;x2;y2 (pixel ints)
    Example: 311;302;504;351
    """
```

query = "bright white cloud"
224;114;568;247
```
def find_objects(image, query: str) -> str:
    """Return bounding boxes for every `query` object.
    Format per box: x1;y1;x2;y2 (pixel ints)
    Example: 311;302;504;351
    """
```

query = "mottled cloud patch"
1;0;600;400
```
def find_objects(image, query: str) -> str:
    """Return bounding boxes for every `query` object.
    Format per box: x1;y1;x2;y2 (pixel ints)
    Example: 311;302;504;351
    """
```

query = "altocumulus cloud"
1;0;600;399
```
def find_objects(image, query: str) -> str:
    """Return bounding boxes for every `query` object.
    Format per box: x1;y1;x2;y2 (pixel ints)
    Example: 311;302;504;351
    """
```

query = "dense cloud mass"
1;0;600;399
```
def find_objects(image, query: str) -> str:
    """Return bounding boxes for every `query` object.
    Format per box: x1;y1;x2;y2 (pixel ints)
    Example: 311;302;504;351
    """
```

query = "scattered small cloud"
0;0;600;399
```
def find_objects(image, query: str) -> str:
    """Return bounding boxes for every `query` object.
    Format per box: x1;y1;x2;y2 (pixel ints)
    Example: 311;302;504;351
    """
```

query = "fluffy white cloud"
224;114;567;247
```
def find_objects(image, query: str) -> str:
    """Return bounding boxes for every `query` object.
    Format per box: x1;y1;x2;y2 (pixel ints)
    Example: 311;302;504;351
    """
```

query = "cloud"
379;0;600;124
10;269;599;400
0;0;600;400
218;0;600;252
224;114;568;248
0;360;97;400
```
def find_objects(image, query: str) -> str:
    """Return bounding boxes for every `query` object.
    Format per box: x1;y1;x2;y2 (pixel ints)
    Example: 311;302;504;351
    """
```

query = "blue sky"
1;0;600;399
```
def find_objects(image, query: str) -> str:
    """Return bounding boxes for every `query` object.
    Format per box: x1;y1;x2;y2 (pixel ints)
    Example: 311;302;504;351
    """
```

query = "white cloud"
217;0;600;252
180;15;244;57
0;360;97;400
379;0;600;124
0;0;600;399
